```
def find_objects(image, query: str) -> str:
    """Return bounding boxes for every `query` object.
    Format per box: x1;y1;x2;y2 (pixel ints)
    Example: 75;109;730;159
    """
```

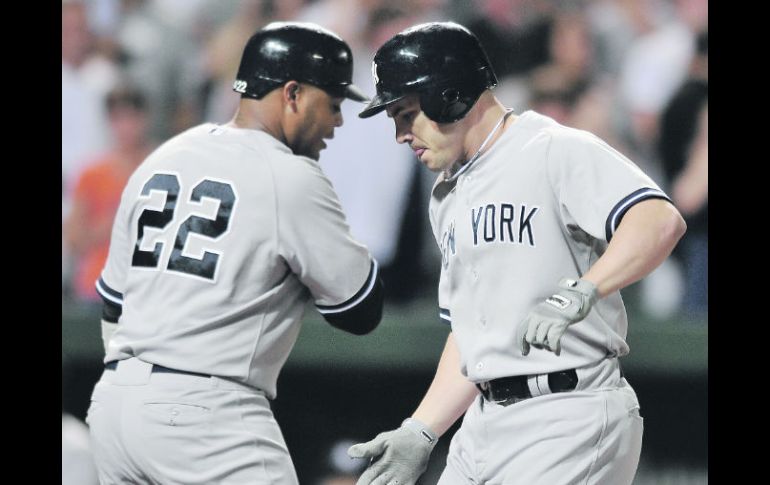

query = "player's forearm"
583;199;686;298
412;333;479;437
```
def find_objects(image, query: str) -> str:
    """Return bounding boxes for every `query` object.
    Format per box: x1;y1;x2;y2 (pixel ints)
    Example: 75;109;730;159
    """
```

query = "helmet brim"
358;92;406;119
343;83;370;103
323;82;370;103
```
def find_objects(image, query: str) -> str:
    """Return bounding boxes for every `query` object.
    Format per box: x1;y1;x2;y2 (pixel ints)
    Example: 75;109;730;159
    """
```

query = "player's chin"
312;140;328;160
421;153;444;172
422;156;442;172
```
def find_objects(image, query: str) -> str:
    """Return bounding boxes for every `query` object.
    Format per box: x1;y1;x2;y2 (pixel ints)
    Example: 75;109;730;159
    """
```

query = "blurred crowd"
62;0;707;317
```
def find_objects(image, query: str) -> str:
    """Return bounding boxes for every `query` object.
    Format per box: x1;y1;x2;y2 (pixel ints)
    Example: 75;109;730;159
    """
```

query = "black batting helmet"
359;22;498;123
234;21;368;102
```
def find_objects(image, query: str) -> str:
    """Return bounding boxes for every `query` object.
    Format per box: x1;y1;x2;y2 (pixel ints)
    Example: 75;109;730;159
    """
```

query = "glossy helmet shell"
234;21;368;102
359;22;497;123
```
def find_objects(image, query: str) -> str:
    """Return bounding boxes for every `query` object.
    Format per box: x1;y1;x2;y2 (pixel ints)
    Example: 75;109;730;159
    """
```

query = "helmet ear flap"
420;84;485;123
442;88;460;103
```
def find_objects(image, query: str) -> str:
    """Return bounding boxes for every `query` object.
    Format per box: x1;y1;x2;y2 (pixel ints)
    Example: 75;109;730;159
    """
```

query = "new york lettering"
471;203;538;246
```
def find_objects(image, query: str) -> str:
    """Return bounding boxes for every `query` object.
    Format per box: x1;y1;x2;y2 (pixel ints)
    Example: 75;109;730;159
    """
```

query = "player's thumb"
517;318;531;356
521;337;530;356
348;435;386;459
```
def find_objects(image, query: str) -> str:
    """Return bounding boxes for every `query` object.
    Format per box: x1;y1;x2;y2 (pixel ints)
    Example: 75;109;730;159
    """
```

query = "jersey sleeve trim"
605;188;671;242
439;308;451;325
95;276;124;306
316;259;379;314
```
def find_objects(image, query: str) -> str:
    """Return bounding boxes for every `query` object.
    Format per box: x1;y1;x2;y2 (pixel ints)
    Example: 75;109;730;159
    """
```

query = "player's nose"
395;128;412;145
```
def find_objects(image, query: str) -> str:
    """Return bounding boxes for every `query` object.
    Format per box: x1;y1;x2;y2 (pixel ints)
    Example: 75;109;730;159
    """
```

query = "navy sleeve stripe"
439;308;451;325
605;188;671;242
95;277;123;306
317;260;379;314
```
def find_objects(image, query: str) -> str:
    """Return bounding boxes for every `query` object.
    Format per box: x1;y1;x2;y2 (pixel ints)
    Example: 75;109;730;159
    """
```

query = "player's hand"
348;417;437;485
518;278;598;356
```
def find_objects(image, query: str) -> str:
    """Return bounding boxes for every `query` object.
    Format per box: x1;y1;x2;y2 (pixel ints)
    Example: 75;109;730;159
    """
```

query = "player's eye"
331;102;341;114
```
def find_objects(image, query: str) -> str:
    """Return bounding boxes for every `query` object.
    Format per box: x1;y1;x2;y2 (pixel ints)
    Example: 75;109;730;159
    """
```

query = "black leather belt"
105;361;211;379
476;369;578;406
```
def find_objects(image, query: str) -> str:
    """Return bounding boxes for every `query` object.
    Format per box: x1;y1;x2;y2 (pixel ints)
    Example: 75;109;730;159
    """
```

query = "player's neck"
460;96;513;165
228;99;285;144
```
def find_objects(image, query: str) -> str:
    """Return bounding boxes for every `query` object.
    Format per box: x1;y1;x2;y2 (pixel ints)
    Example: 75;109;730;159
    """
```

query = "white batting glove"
347;418;437;485
518;278;598;356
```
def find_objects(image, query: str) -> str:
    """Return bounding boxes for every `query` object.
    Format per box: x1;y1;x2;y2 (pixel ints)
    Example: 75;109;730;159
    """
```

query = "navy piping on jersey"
316;259;379;314
95;277;123;306
439;308;451;325
605;188;671;242
96;276;123;323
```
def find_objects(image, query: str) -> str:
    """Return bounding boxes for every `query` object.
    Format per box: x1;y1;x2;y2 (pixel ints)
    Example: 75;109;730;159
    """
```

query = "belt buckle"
494;390;511;404
493;377;531;406
485;383;509;405
477;381;501;403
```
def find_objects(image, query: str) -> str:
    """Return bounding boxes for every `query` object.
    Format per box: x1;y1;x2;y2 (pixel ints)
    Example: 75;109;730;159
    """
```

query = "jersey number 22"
131;173;236;280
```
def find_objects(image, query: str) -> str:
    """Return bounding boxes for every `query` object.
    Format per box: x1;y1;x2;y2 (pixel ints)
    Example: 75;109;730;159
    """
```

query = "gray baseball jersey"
430;110;670;382
96;123;378;399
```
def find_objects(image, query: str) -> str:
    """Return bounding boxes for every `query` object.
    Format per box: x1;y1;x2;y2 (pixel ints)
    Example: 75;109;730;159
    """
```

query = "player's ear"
283;81;301;111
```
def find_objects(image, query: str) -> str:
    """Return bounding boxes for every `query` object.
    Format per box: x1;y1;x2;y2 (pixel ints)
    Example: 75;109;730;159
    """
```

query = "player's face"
290;84;344;161
386;95;465;172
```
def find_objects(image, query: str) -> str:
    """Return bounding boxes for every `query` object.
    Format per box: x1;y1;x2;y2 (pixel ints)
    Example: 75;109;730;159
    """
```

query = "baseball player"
86;22;383;485
348;22;686;485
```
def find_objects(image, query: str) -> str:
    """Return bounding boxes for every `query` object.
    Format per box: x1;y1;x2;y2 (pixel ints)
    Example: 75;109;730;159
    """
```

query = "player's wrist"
558;278;598;305
401;417;438;447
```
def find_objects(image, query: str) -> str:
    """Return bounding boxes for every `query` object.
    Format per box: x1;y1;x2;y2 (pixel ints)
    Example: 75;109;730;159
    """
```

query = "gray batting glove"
518;278;598;356
347;417;437;485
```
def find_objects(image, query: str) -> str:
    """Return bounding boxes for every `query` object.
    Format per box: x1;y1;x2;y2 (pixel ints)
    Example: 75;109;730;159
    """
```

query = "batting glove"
518;278;598;356
347;417;437;485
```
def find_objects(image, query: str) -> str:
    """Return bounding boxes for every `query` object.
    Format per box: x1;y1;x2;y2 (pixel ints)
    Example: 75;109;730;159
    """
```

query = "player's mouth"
413;148;426;160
